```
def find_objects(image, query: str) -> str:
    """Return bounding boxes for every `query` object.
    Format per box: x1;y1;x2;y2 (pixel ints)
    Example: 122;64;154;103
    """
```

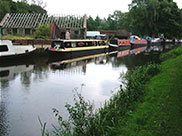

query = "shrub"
34;24;50;39
160;46;182;61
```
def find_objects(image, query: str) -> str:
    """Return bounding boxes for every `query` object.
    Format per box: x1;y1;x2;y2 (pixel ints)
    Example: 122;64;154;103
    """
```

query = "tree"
0;0;47;22
87;16;97;31
30;4;47;13
128;0;182;38
0;0;10;21
106;11;129;30
34;24;50;39
31;0;47;9
128;0;160;36
157;0;182;38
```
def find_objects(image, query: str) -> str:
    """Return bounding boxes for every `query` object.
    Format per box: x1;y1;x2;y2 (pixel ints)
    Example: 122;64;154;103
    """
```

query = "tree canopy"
0;0;46;21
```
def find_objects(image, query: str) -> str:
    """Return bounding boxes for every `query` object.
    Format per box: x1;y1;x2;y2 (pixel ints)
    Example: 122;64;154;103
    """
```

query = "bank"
111;46;182;136
42;46;182;136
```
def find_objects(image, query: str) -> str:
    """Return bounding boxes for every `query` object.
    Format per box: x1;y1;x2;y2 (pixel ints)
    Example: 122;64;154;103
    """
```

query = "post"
83;14;87;39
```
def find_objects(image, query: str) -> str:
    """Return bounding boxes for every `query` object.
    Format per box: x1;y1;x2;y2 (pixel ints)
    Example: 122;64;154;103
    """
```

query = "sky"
14;0;182;18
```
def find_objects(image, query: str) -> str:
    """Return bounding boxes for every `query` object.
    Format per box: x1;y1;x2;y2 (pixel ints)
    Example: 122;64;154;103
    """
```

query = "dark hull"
152;42;161;46
109;44;131;51
131;43;147;49
47;48;109;62
0;50;36;63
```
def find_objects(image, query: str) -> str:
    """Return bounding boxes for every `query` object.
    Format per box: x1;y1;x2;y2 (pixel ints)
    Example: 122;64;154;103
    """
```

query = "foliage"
34;24;50;39
0;0;11;21
87;11;129;31
160;46;182;61
0;0;47;21
41;63;159;136
128;0;182;38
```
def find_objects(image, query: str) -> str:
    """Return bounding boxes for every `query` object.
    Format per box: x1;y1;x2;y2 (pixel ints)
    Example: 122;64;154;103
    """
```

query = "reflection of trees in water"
20;71;32;88
108;53;160;70
32;65;49;82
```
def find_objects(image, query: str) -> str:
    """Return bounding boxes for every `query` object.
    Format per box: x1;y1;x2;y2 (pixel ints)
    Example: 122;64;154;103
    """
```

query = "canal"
0;45;174;136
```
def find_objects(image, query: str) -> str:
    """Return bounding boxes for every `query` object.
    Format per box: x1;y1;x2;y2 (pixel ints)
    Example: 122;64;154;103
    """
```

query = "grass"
2;34;51;40
115;46;182;136
2;34;34;40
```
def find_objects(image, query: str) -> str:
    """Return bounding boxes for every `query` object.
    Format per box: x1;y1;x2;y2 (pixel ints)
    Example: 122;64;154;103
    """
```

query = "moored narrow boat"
47;39;109;58
130;35;148;48
109;39;130;49
0;40;36;61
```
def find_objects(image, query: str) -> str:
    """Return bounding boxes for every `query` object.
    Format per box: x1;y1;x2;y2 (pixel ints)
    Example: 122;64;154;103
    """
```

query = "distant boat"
109;39;130;49
47;39;109;57
0;40;36;61
130;35;148;48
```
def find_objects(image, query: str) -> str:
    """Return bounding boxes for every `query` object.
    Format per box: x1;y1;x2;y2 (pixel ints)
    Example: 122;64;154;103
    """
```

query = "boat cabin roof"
53;39;105;43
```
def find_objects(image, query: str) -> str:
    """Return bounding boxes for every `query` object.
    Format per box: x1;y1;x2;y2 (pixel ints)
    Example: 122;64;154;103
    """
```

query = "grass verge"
116;46;182;136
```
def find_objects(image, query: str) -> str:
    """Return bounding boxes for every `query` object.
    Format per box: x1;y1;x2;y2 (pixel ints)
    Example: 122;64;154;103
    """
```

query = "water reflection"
0;44;178;136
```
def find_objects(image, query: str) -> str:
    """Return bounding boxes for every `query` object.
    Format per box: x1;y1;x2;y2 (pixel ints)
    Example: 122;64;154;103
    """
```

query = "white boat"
0;40;36;61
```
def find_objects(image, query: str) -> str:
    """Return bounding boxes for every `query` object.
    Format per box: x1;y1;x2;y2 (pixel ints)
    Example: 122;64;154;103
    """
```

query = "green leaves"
129;0;182;38
34;24;50;39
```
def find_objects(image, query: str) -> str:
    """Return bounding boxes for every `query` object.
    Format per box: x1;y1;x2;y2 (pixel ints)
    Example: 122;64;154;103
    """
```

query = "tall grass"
41;63;159;136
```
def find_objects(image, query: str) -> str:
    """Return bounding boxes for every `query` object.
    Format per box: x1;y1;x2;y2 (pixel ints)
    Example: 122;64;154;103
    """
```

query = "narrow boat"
47;39;109;57
151;38;162;46
0;40;36;61
130;35;148;48
109;39;130;49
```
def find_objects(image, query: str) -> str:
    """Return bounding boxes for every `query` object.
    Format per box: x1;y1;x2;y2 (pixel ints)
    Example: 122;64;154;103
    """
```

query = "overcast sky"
14;0;182;18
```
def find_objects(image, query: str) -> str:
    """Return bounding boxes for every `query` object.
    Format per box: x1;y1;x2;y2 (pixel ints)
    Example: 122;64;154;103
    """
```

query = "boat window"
64;42;71;48
77;42;84;47
0;70;10;77
0;45;9;52
71;43;76;47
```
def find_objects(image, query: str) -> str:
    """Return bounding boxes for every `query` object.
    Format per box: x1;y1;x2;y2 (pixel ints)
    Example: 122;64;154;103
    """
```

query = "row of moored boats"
0;35;180;61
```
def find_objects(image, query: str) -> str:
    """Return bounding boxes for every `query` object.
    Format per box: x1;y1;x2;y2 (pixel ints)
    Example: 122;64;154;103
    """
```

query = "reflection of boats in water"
47;39;109;58
0;40;36;62
0;65;34;81
50;53;109;73
117;46;147;58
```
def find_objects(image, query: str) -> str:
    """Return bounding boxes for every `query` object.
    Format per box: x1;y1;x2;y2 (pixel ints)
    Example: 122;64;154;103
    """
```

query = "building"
0;13;87;39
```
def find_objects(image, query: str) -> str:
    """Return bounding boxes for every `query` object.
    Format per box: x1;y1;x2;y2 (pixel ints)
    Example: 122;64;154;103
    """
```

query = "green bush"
34;24;50;39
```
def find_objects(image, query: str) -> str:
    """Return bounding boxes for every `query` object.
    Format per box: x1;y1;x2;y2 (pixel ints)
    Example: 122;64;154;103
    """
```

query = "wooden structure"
100;29;131;39
0;13;87;39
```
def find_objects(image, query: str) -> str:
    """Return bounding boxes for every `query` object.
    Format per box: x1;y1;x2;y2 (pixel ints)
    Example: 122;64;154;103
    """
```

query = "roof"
53;39;105;42
0;13;86;29
100;29;130;37
86;31;100;37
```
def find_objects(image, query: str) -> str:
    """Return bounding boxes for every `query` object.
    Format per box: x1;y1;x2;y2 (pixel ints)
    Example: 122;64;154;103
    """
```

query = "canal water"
0;45;174;136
